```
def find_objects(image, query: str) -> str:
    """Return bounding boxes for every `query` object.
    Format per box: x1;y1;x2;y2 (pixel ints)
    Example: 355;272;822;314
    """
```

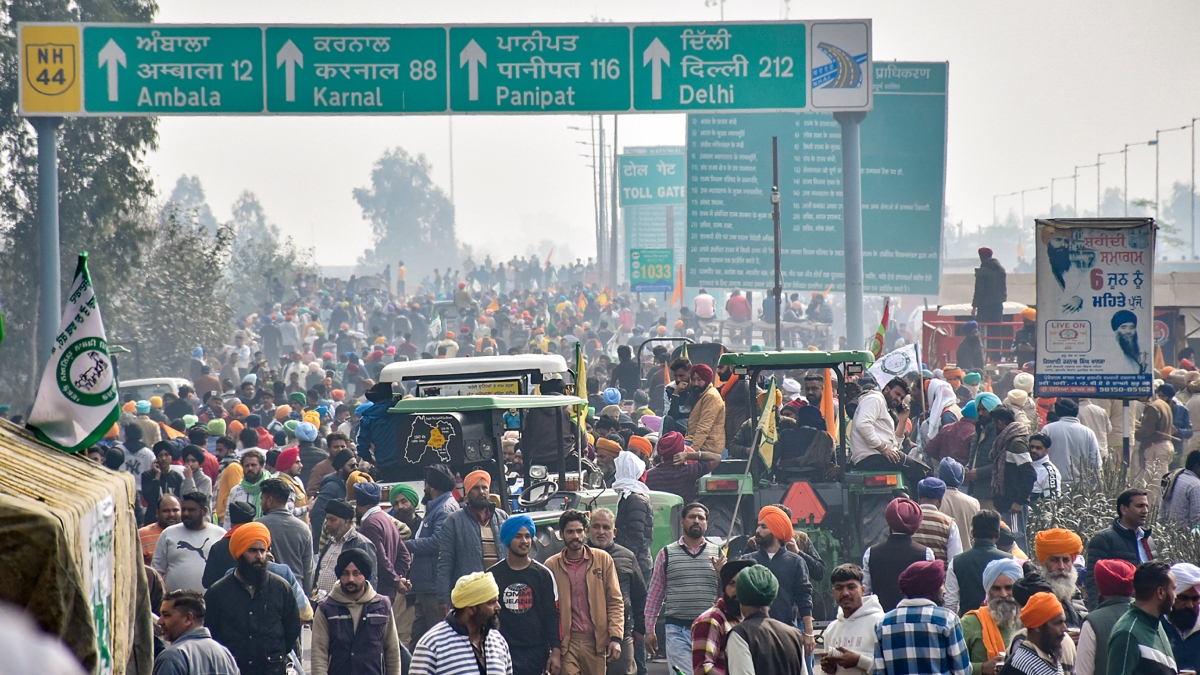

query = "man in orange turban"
436;468;506;614
207;521;303;674
744;505;815;651
1033;528;1085;628
1009;592;1067;672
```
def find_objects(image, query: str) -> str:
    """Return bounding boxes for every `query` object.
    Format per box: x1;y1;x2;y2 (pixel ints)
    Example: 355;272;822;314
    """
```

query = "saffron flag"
27;254;121;453
868;297;890;358
577;292;587;314
486;296;499;312
670;264;684;307
821;368;838;442
755;377;779;470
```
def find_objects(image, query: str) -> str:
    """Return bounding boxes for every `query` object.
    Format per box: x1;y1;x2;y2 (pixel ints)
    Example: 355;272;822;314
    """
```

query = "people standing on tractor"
645;503;721;675
863;498;935;612
971;247;1007;353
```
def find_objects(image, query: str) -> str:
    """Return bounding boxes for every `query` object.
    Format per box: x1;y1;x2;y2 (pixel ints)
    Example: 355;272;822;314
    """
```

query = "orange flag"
670;264;684;307
821;368;837;442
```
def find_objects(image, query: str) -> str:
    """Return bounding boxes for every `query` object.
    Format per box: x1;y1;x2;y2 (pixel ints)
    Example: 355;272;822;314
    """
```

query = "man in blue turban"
489;513;561;675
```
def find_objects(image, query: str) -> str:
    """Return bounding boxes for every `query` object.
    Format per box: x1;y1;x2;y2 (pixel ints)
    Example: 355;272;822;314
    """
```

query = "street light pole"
1050;176;1073;217
1098;150;1124;216
1021;186;1047;226
993;191;1018;226
1124;140;1155;217
1192;118;1199;258
1074;163;1099;216
1155;125;1190;222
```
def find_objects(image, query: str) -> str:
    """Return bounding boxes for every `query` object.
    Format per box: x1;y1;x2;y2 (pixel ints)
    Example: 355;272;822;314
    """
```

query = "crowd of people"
3;251;1194;675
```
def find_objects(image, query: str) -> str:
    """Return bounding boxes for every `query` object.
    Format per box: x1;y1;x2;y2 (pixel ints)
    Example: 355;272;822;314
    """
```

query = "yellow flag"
486;297;499;312
574;341;588;427
756;377;778;470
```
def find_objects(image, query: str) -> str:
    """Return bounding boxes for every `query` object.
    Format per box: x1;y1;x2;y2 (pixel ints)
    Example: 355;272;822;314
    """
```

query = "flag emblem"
56;336;116;405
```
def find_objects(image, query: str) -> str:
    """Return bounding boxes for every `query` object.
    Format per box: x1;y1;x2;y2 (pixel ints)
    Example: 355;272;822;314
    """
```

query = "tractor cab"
699;349;909;604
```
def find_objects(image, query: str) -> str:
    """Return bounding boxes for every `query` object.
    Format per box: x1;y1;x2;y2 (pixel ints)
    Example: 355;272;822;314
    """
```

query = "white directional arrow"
459;39;486;102
98;39;126;102
276;39;304;102
643;38;670;101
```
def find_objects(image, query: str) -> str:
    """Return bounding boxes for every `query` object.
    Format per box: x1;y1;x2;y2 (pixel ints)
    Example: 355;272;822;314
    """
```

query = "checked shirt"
873;598;970;675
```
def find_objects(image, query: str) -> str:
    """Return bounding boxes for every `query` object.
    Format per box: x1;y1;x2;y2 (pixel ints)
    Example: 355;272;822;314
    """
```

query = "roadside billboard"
1034;218;1155;398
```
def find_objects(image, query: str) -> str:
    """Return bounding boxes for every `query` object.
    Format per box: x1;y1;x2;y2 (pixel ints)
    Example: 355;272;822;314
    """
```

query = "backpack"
1162;468;1186;503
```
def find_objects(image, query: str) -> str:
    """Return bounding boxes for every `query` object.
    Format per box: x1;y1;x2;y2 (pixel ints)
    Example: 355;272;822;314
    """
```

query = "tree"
165;175;219;233
353;148;456;276
0;0;158;408
106;206;236;379
229;190;278;243
222;191;316;316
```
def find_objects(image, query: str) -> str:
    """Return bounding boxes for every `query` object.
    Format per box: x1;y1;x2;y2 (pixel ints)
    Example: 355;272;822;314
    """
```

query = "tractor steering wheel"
518;480;559;510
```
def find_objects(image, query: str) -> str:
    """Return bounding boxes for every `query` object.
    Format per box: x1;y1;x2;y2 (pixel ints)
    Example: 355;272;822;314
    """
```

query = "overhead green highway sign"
18;20;872;116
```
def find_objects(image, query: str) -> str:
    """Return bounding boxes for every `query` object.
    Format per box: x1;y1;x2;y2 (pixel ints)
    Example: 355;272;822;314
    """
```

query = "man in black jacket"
1085;488;1158;606
205;522;301;675
741;505;814;650
972;247;1007;352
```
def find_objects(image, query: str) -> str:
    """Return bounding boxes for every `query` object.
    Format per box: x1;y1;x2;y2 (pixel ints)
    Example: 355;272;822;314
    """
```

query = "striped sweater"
410;615;513;675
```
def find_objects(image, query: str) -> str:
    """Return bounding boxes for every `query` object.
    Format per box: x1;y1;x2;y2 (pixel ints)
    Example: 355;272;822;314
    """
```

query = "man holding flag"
28;254;121;453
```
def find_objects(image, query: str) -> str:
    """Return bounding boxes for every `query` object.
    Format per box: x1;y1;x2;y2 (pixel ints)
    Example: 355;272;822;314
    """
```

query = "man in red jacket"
354;481;413;622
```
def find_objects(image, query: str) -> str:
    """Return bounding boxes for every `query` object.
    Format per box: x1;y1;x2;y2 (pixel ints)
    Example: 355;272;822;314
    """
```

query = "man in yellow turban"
1033;528;1086;629
411;571;512;673
204;521;303;675
1006;592;1067;675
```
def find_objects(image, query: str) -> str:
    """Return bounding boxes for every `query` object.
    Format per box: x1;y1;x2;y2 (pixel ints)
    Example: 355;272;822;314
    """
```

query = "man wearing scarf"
1033;528;1087;629
961;558;1024;675
1005;592;1068;675
692;560;756;675
223;449;269;528
988;406;1035;547
613;450;654;581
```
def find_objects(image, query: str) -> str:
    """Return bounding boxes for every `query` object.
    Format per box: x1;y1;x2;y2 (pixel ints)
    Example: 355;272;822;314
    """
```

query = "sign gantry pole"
835;111;867;351
33;117;61;369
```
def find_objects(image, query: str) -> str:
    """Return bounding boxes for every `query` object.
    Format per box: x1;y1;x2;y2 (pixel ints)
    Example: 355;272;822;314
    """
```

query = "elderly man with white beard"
1032;528;1087;629
960;558;1025;675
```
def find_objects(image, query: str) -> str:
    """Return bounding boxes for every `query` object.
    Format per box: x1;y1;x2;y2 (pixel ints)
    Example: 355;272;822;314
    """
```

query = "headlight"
465;440;479;460
530;465;548;480
479;439;493;458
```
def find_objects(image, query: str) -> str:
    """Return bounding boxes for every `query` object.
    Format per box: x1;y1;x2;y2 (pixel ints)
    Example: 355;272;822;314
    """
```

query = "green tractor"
698;350;910;619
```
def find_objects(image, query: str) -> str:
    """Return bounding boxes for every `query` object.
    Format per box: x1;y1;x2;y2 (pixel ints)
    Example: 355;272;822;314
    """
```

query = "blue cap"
917;477;947;501
602;388;622;405
499;514;536;548
961;401;978;419
353;481;382;505
135;400;151;414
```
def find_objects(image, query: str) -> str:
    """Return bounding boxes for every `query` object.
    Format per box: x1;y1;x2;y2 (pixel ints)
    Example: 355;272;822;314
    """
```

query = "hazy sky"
148;0;1200;267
